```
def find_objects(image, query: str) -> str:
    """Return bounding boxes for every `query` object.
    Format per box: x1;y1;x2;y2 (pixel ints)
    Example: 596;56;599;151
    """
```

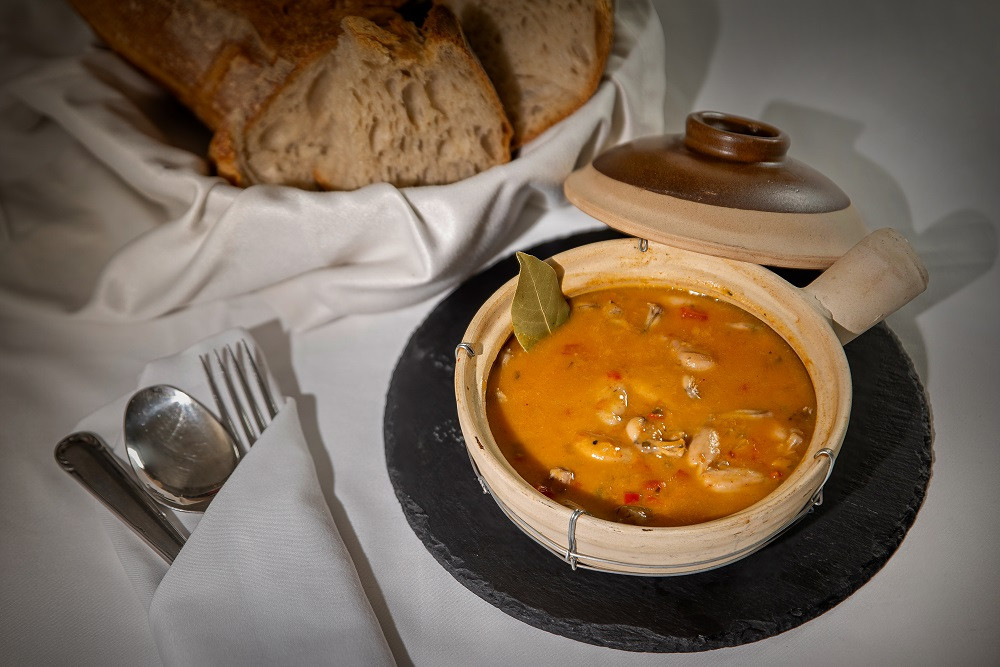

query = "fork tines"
200;339;278;451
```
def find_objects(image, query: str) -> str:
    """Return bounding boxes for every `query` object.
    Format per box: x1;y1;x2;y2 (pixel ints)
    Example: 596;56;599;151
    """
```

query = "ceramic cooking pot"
454;112;928;575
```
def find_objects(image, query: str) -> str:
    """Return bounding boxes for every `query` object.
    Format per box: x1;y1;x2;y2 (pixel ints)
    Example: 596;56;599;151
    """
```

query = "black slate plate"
383;229;932;653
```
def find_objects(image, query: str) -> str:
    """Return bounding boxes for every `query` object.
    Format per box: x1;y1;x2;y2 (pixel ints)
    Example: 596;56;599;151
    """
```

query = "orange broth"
486;286;817;527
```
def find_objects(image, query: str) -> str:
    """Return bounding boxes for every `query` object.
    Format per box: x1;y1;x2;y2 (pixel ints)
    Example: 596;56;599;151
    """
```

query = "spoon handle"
55;432;186;564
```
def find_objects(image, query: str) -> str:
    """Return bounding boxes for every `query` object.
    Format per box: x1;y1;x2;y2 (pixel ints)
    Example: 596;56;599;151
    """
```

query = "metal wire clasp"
565;510;586;570
809;448;836;509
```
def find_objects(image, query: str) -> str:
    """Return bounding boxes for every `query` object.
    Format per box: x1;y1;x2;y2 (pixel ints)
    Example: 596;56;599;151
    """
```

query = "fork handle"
55;432;186;563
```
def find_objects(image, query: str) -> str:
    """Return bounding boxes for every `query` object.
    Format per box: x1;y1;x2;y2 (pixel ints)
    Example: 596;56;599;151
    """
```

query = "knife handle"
55;432;186;563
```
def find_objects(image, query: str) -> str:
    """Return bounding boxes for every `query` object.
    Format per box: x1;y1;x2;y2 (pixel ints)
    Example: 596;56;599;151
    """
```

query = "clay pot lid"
564;111;868;269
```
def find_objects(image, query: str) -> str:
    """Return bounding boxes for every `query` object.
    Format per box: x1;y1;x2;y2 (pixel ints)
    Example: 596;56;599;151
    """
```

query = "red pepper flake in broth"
607;370;622;380
680;306;708;321
561;343;582;355
535;484;555;498
771;470;783;480
623;492;641;504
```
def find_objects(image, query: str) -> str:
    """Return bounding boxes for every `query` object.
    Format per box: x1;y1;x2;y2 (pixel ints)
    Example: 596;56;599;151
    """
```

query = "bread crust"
68;0;347;129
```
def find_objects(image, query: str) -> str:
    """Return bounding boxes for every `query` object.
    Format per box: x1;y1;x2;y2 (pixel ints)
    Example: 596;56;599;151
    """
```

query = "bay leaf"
511;252;570;351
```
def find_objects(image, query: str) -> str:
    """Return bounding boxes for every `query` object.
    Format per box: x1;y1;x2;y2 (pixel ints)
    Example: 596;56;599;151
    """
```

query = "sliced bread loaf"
445;0;615;148
68;0;512;190
229;7;512;189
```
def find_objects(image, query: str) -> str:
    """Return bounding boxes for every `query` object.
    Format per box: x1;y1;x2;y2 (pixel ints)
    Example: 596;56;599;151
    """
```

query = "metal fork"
199;339;278;451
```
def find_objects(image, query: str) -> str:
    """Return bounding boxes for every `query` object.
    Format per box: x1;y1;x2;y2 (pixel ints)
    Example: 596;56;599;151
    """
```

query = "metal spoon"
124;385;241;513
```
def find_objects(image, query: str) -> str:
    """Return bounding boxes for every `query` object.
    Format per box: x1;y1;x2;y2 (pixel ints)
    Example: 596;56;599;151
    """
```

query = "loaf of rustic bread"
67;0;613;190
212;4;514;189
445;0;614;148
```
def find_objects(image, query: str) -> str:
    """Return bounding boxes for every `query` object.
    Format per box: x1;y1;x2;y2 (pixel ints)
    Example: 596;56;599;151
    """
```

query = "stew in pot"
486;285;817;527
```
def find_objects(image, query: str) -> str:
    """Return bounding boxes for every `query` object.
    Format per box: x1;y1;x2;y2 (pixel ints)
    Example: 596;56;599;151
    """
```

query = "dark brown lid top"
593;111;850;213
564;111;869;269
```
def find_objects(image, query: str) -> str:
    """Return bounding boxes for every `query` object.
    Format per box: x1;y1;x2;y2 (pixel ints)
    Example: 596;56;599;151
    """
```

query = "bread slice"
68;0;512;190
445;0;615;148
232;7;512;189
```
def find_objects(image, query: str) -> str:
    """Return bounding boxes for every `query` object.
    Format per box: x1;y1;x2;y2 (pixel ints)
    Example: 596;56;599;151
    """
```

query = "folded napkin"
0;0;667;330
72;328;394;666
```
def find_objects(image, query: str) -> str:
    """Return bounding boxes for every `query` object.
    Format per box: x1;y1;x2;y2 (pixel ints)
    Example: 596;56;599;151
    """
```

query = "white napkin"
0;0;667;330
72;328;394;666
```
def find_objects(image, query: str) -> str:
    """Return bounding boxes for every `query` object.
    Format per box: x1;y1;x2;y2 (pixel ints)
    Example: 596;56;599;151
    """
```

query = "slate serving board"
383;229;933;653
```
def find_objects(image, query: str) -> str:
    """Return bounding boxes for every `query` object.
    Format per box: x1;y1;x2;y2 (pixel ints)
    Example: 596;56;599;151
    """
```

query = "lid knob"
684;111;790;163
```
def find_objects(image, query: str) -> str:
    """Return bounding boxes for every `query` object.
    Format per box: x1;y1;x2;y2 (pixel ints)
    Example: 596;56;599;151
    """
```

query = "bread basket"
454;112;928;575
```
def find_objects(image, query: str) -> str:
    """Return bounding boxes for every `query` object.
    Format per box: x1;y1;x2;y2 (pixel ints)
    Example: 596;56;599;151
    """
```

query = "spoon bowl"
124;385;241;512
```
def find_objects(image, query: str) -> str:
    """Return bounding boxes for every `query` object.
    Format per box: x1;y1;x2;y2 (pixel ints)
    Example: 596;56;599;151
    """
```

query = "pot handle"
802;227;928;345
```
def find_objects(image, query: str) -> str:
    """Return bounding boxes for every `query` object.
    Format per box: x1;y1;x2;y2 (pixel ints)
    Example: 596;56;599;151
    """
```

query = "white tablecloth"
2;1;999;664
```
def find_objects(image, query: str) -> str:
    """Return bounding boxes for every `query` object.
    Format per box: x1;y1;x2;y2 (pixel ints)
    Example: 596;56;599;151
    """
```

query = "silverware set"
54;340;278;563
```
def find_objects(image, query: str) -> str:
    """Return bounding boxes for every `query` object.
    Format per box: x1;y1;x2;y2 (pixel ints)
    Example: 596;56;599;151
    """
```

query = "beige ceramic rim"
454;238;852;575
